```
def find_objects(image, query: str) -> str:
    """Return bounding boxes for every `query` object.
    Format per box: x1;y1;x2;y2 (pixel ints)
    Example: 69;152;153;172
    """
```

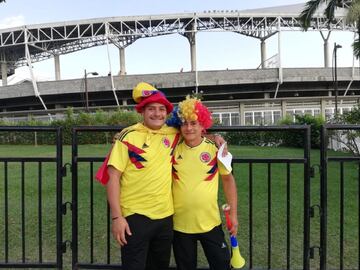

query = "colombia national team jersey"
108;123;179;219
172;137;231;233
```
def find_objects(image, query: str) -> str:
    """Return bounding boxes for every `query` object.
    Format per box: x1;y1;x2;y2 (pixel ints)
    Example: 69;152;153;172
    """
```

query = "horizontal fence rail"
0;126;63;269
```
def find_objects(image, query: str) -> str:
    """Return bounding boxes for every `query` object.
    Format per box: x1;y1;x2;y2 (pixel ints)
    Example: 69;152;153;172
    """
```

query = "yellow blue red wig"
166;96;213;130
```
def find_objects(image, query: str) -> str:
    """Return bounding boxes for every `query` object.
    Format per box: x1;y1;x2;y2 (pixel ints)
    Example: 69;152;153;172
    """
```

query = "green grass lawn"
0;144;358;269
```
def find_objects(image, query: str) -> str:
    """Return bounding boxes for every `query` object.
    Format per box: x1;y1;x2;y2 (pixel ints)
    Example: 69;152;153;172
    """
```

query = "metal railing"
1;124;360;269
320;124;360;270
71;125;311;270
0;126;63;269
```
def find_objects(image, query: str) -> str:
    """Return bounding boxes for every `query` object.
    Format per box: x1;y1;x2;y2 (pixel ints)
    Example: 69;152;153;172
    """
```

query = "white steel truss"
0;12;355;69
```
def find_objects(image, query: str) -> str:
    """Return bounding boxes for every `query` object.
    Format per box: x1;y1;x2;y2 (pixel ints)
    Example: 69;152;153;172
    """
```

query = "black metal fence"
0;125;359;269
320;124;360;270
0;126;63;269
70;125;312;270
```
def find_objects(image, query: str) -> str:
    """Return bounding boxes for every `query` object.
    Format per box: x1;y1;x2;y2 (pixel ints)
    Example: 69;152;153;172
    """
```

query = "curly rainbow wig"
166;96;213;130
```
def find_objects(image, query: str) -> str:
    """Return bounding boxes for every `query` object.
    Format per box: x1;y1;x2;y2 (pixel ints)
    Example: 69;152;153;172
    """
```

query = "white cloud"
0;15;25;29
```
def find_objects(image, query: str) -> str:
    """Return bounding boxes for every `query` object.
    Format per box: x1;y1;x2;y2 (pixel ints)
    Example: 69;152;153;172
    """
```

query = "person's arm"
106;166;132;246
221;173;238;236
204;133;228;155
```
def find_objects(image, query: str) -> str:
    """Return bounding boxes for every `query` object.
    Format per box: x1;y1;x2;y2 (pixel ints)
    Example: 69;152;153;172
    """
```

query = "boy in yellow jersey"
168;96;238;270
106;82;180;270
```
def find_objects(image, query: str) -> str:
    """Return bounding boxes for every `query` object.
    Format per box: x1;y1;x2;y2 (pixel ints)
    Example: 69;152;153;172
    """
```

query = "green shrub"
0;108;140;145
279;114;325;148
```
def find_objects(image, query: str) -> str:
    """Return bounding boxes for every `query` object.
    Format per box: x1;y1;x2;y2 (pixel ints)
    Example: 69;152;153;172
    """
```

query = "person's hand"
112;216;132;246
214;134;228;156
229;214;238;237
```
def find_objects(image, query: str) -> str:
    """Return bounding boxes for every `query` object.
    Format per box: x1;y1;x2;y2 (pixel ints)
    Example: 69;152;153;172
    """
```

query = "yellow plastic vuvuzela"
230;242;246;269
222;204;246;269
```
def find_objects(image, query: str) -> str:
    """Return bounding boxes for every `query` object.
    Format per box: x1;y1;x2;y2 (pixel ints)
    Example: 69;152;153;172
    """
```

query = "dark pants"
121;214;173;270
173;225;231;270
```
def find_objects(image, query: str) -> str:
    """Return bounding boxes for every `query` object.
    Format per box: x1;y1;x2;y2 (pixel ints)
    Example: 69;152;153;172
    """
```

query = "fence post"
303;125;311;270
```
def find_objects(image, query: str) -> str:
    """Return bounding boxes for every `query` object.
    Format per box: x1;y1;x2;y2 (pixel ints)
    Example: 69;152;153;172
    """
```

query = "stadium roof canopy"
0;2;353;70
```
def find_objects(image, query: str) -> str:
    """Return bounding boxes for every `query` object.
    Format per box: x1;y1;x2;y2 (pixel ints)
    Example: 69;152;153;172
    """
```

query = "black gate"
0;126;63;269
70;125;312;270
5;124;358;269
320;124;360;270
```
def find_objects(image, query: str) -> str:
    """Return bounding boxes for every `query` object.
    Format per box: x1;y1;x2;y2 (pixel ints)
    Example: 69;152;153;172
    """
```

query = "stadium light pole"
84;69;99;112
334;43;342;118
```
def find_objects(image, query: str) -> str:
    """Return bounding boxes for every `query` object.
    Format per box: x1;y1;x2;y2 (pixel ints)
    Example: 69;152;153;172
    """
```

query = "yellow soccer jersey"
108;123;180;219
172;137;231;233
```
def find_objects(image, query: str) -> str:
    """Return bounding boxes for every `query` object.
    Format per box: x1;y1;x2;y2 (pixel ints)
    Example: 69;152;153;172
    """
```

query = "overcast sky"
0;0;356;81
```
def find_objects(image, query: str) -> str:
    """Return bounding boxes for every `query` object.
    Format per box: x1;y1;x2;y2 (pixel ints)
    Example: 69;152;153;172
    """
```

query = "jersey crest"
200;152;211;163
163;137;170;148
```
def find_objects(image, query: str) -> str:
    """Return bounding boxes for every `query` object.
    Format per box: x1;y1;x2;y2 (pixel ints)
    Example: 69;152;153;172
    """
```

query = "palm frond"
324;0;338;21
346;0;360;23
352;37;360;59
299;0;325;30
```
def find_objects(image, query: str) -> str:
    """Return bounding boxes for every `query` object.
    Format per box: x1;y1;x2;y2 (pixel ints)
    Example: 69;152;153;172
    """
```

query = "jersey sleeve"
107;139;129;173
217;158;232;176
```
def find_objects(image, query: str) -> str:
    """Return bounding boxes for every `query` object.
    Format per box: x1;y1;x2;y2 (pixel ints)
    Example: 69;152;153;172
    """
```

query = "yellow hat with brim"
132;82;158;103
132;82;173;114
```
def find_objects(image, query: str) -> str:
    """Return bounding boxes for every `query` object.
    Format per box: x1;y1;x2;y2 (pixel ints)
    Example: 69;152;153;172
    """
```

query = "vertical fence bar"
358;162;360;270
107;205;111;264
249;162;253;269
340;162;344;270
267;163;272;269
21;161;25;262
56;128;63;270
90;161;94;263
303;126;311;270
4;161;9;263
320;126;328;270
72;128;79;269
38;162;43;262
286;162;291;270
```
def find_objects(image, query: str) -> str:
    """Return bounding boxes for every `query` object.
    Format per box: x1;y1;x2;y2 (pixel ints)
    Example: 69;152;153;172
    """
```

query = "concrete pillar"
54;55;61;80
260;39;267;69
321;98;326;119
185;27;197;72
281;100;287;119
119;47;126;75
324;39;329;68
1;62;7;86
239;102;245;125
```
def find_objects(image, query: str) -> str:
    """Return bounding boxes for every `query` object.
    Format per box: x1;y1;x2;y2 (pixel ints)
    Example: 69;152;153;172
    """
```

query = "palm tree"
299;0;360;58
346;0;360;57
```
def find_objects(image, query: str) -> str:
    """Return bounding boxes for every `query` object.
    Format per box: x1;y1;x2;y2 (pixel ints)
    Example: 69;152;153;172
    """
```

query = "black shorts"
173;225;231;270
121;214;173;270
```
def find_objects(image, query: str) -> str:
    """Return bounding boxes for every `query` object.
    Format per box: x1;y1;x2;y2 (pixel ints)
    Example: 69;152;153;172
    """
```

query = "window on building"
273;111;281;124
222;113;230;126
212;113;220;125
245;112;253;125
254;112;263;125
231;113;240;125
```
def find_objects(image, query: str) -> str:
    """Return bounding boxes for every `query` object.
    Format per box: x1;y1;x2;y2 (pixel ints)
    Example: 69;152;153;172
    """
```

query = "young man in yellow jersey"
168;96;238;270
106;82;179;270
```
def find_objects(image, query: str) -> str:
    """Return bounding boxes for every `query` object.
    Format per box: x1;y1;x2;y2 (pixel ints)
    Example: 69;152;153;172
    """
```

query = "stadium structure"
0;2;358;125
